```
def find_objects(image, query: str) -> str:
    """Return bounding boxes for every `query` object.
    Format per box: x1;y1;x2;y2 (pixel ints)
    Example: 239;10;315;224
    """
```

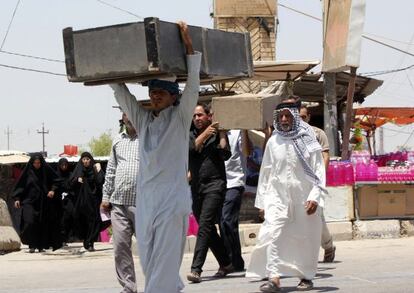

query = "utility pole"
37;122;49;155
341;67;357;160
323;72;340;156
4;126;12;150
378;127;384;155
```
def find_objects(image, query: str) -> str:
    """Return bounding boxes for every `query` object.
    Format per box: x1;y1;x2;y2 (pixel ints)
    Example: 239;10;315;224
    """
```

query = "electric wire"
360;64;414;77
402;129;414;148
278;2;414;58
1;0;22;50
96;0;144;19
0;49;64;63
364;32;414;46
383;126;414;135
0;63;66;77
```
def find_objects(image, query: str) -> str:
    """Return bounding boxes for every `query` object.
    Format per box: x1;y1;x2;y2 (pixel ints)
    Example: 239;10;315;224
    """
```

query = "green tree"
88;132;113;156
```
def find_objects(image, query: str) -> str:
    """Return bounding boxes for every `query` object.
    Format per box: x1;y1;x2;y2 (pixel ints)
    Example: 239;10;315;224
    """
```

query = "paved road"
1;237;414;293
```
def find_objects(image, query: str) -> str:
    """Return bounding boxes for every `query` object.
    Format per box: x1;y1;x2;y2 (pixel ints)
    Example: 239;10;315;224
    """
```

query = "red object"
63;145;78;156
187;213;199;236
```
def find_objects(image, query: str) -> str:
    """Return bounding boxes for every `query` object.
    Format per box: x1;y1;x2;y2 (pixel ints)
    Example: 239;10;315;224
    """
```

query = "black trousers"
191;190;231;274
219;186;245;270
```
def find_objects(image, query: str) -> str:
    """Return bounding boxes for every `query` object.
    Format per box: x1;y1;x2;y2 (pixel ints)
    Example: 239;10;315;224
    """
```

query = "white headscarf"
274;106;324;189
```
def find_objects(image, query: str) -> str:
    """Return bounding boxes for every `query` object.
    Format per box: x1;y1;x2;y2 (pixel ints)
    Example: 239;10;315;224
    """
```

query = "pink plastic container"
368;160;378;181
355;161;368;182
100;228;111;242
326;162;336;186
187;213;199;236
343;161;354;185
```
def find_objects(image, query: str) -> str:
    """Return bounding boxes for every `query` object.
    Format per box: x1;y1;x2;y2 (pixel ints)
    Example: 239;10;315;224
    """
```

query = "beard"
279;123;292;132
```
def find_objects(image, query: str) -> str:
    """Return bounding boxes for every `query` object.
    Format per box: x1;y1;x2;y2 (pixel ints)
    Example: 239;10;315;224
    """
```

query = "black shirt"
189;128;231;194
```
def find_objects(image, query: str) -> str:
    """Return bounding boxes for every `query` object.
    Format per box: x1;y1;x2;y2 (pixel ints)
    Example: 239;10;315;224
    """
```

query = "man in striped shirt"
101;113;139;293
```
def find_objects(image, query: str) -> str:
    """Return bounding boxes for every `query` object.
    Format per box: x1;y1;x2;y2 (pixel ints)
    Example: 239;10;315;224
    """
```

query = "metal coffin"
63;17;253;85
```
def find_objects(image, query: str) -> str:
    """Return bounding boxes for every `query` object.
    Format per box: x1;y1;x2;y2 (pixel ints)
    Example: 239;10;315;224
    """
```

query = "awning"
0;153;30;164
251;60;320;81
354;107;414;130
293;72;383;103
200;60;320;85
199;60;320;99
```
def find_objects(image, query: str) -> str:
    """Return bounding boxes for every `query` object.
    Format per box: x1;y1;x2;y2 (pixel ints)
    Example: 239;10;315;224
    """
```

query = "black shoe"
87;246;95;252
259;281;281;292
28;248;35;253
213;264;234;278
297;279;313;291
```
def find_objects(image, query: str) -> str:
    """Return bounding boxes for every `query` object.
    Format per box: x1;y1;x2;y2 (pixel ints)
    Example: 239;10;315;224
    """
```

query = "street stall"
349;107;414;220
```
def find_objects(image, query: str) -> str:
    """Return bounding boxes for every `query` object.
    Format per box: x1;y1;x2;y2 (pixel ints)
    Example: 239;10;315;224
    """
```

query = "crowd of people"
11;22;335;293
12;152;106;253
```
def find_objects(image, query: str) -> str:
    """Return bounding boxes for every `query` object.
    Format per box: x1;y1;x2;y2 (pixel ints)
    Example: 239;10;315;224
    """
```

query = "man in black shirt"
187;103;233;283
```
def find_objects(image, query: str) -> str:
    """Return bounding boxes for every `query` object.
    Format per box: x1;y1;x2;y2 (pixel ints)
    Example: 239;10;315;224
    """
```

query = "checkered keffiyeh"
273;107;324;190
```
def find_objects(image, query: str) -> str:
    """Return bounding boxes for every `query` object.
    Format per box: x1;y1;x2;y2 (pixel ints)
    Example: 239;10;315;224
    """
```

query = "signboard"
322;0;366;72
214;0;277;17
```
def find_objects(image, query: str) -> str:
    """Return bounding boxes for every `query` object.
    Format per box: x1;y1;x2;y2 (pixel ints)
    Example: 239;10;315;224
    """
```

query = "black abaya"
70;152;104;250
55;158;75;243
12;154;62;251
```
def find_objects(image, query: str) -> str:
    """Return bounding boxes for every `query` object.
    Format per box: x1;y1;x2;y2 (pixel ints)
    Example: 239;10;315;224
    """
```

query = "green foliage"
88;132;113;156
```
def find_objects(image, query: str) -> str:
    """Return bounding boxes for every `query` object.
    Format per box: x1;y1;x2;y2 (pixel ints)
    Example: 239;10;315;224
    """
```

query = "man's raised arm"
109;83;146;130
177;21;201;122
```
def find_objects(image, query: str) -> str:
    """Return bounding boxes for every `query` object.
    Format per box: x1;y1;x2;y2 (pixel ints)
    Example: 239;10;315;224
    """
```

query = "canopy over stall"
199;60;320;99
355;107;414;129
293;72;383;103
251;60;320;81
353;106;414;155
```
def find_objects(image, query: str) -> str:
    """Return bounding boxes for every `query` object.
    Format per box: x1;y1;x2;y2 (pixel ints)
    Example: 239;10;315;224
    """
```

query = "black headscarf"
70;152;95;181
12;153;58;202
57;158;70;177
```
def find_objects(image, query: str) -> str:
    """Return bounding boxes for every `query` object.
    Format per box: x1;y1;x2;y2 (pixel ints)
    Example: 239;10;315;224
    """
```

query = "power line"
362;35;414;58
405;70;414;92
364;32;414;46
0;63;66;77
278;2;414;58
383;126;414;135
278;2;321;21
0;49;65;63
402;129;414;148
96;0;144;19
1;0;22;50
360;63;414;77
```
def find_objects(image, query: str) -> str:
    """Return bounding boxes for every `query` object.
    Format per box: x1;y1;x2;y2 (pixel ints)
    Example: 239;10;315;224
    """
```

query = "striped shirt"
102;132;139;206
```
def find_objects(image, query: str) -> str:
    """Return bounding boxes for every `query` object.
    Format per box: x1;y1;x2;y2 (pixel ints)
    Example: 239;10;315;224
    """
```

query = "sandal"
213;264;234;278
323;246;336;263
259;281;281;292
297;279;313;291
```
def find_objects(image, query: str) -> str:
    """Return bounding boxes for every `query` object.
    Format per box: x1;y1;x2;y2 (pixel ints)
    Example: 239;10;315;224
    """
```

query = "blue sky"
0;0;413;155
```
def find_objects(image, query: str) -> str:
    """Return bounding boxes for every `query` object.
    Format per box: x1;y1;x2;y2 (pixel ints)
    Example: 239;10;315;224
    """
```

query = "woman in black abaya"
12;153;62;253
55;158;75;244
70;152;104;251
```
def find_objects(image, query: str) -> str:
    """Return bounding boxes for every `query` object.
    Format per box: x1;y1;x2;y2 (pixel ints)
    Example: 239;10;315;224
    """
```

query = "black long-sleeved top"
189;129;231;194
